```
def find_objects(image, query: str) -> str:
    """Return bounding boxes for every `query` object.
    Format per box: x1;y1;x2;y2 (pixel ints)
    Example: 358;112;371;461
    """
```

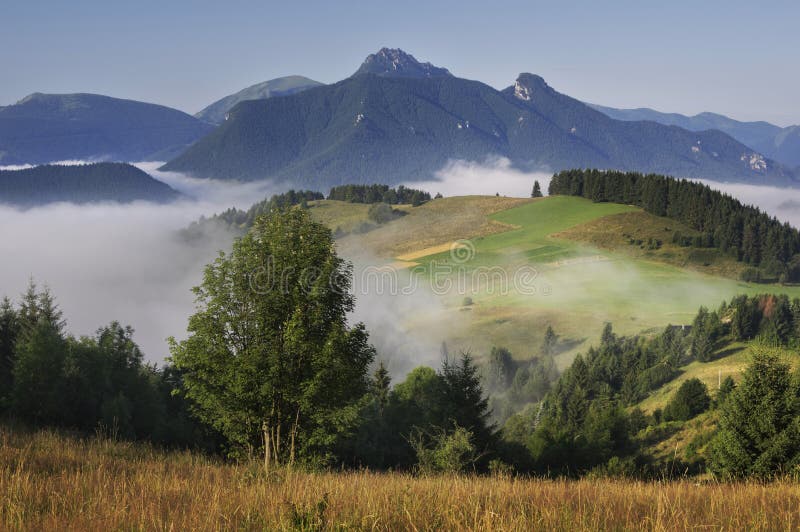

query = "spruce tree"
709;351;800;479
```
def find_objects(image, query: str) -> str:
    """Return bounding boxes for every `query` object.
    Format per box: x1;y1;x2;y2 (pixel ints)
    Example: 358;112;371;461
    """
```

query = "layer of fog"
0;162;274;362
408;157;552;198
5;155;800;375
699;179;800;228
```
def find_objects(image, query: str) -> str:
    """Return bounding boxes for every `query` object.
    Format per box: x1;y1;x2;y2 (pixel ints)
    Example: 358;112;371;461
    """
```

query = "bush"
662;378;710;422
367;203;399;224
412;425;479;475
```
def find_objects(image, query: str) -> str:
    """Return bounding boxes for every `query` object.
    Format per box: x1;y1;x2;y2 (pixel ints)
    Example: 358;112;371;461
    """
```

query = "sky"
1;0;799;126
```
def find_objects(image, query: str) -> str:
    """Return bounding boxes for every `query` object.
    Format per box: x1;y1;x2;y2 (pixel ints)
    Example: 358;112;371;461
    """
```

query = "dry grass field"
3;427;800;531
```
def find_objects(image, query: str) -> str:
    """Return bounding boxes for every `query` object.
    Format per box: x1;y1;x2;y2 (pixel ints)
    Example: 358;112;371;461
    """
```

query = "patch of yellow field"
396;242;462;261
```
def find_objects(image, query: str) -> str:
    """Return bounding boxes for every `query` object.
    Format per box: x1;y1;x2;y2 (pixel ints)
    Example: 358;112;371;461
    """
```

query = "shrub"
662;378;710;422
412;425;479;475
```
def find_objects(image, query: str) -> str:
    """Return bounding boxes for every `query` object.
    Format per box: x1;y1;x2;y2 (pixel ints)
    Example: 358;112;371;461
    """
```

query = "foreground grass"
2;428;800;530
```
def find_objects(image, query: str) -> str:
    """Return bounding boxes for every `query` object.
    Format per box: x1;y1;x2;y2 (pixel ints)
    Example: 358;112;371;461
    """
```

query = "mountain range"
1;48;798;190
163;48;796;187
0;163;181;206
195;75;323;125
0;93;212;166
589;104;800;169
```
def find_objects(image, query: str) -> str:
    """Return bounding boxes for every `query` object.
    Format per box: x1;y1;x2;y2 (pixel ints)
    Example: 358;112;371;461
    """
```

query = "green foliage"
690;307;721;362
541;326;558;357
170;208;375;462
709;351;800;479
0;281;200;446
662;378;711;422
0;163;180;207
486;346;514;391
328;184;430;206
0;297;18;409
367;203;402;224
531;180;543;198
182;189;324;238
412;425;479;474
12;319;67;425
549;169;800;274
716;376;736;407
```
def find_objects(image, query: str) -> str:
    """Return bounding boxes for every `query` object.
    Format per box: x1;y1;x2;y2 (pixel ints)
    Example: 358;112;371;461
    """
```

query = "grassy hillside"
3;427;800;530
328;195;800;363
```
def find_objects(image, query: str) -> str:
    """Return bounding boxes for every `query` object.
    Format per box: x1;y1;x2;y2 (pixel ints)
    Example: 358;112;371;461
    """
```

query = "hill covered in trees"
162;49;795;187
549;169;800;282
0;163;181;206
0;93;212;165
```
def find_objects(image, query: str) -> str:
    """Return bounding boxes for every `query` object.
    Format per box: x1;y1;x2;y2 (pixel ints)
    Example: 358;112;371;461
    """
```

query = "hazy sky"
2;0;798;125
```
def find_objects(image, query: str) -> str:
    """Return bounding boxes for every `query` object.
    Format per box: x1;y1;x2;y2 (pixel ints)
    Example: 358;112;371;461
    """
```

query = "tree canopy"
170;208;375;464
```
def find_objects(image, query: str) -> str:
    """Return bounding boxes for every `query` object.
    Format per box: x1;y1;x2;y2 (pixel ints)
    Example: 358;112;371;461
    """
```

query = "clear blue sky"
2;0;798;125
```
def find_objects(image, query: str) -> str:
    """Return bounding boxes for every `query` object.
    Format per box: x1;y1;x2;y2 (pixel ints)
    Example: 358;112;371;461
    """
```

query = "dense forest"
0;163;181;206
549;169;800;281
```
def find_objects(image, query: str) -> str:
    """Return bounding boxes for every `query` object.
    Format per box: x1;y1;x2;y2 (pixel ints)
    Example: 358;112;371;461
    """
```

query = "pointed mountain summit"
163;51;797;187
354;48;452;78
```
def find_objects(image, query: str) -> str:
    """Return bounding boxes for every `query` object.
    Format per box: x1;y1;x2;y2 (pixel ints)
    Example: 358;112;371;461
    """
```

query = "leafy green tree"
412;424;479;474
709;351;800;479
662;378;711;421
170;208;375;464
531;180;543;198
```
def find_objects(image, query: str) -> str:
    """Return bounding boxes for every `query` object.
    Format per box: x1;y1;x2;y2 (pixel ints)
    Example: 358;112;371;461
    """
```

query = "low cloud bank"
4;156;800;370
408;157;551;198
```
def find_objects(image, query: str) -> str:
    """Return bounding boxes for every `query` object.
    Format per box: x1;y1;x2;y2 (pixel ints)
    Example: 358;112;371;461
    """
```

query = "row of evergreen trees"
548;169;800;278
327;184;431;206
0;282;209;447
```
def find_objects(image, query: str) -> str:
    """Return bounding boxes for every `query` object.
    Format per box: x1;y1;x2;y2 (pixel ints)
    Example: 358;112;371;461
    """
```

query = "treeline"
327;184;431;206
549;169;800;281
503;293;800;477
0;281;211;448
182;184;431;240
181;189;323;239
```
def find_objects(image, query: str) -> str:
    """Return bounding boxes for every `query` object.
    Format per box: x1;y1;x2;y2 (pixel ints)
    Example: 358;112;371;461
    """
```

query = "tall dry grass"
1;426;799;531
